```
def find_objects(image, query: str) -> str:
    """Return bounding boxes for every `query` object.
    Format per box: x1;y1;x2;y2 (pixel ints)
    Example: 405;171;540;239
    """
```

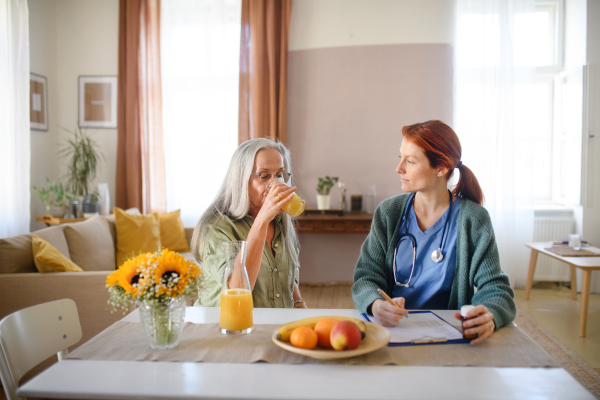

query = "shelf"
295;212;373;234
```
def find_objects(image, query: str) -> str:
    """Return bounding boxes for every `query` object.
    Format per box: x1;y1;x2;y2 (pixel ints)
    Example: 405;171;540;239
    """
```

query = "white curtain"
0;0;30;238
455;0;537;287
161;0;241;227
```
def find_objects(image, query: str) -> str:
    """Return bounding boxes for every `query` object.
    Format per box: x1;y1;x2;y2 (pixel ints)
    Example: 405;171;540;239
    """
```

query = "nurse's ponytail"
401;120;484;206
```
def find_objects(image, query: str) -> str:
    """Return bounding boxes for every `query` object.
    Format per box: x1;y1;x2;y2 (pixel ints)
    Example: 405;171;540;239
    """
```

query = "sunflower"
106;269;121;287
153;249;194;296
117;253;153;295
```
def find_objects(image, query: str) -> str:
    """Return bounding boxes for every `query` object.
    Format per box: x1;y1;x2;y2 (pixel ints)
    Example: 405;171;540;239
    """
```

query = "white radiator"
533;215;575;281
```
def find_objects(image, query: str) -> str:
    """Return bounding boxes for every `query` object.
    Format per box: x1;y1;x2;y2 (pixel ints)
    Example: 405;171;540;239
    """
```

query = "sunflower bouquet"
106;249;202;350
106;249;202;313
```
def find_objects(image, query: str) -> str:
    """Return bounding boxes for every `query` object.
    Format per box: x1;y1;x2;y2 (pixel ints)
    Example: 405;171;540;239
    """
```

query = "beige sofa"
0;215;195;351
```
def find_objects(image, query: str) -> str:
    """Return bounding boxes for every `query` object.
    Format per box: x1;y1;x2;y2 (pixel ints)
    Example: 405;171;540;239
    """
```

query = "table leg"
525;250;539;300
570;266;578;300
579;270;592;338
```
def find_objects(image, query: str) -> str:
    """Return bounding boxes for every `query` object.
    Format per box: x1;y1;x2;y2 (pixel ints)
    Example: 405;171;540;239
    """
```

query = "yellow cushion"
114;207;161;267
159;209;190;252
32;235;84;273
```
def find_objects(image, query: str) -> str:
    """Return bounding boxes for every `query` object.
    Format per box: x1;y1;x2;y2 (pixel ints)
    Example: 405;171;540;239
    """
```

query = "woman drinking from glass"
192;138;306;308
352;120;515;345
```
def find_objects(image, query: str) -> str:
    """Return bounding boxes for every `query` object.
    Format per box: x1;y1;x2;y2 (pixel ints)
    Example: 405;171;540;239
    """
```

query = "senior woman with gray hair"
192;138;306;308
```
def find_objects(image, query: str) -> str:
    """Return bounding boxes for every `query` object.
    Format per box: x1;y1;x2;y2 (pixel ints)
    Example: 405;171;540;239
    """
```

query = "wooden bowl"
272;317;390;360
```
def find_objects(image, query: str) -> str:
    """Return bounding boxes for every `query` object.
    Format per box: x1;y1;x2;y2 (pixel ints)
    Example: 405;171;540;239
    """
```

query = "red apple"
330;320;362;351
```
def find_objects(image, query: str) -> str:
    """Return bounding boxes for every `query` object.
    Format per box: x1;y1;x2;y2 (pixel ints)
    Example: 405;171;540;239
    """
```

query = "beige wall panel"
287;44;453;283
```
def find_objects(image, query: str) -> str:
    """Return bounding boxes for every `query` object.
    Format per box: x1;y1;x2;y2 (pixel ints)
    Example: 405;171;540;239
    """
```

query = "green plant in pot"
316;176;338;210
33;177;74;218
59;126;104;216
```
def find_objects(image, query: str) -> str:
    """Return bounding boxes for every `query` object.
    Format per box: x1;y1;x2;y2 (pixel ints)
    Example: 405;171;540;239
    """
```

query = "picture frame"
78;76;118;129
30;73;48;131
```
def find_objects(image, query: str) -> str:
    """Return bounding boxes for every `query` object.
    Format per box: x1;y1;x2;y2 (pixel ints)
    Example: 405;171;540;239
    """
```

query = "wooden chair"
0;299;82;400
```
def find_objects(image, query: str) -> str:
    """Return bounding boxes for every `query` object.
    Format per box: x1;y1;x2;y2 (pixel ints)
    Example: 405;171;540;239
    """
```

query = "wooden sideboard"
295;212;373;234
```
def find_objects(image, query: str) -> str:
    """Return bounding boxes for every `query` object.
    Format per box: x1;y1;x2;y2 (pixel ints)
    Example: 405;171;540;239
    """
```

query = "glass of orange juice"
219;241;254;334
267;182;305;217
282;193;305;217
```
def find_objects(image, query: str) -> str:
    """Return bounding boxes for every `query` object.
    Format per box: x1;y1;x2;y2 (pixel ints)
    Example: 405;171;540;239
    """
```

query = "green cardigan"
352;194;516;329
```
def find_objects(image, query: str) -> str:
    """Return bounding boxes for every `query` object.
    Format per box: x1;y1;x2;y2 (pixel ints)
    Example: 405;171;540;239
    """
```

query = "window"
512;1;585;207
456;0;583;207
553;68;584;205
161;0;242;227
513;1;570;205
514;2;563;70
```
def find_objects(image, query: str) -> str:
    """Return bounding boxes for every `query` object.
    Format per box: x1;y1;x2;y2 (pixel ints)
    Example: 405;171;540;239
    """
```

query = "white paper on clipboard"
365;311;463;343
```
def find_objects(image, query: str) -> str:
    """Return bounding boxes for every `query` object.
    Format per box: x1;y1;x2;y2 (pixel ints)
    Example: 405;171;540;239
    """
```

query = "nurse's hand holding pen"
371;296;409;326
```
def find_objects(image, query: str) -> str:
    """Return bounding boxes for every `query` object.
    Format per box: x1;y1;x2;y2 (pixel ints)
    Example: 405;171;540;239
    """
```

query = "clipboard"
361;311;470;346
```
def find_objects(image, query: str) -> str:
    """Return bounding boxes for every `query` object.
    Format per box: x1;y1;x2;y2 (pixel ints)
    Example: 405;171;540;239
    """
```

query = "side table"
524;242;600;337
36;214;86;227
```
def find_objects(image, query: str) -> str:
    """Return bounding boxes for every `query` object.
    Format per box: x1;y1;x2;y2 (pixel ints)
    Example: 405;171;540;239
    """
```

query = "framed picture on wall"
78;76;118;129
30;73;48;131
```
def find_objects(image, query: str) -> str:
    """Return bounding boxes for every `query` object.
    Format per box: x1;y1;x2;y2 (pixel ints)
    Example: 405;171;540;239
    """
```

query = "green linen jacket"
194;213;299;308
352;194;516;329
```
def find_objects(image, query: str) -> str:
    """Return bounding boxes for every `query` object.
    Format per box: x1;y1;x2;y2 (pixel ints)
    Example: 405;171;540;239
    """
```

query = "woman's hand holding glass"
255;182;296;224
453;304;496;345
372;297;409;326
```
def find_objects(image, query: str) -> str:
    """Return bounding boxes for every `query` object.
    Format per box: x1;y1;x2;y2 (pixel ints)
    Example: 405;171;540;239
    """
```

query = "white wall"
29;0;59;231
289;0;456;51
28;0;119;231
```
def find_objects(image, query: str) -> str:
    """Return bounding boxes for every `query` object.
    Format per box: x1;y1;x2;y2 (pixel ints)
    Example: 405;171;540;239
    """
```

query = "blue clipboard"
361;310;471;346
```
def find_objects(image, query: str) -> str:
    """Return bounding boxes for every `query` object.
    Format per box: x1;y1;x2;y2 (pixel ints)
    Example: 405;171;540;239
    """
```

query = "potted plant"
33;177;73;218
316;176;338;210
59;125;104;216
82;189;100;215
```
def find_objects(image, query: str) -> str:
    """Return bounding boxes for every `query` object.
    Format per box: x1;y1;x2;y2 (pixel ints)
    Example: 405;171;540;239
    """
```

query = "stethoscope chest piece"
431;249;444;263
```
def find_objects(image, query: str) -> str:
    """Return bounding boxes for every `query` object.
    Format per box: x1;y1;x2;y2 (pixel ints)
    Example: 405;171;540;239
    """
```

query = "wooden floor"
299;282;355;309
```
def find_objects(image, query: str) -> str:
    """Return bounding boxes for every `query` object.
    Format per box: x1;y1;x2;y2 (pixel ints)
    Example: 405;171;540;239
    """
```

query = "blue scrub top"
391;195;461;309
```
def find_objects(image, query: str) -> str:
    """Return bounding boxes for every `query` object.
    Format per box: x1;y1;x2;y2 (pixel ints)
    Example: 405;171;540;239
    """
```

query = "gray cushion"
0;235;37;273
103;214;117;246
0;225;71;274
34;226;72;259
64;216;116;271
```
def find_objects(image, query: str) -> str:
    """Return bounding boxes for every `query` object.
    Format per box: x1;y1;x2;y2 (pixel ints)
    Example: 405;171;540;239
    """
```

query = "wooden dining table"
18;308;595;400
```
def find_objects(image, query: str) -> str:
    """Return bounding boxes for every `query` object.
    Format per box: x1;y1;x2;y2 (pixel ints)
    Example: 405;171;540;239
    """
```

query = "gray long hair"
191;138;300;267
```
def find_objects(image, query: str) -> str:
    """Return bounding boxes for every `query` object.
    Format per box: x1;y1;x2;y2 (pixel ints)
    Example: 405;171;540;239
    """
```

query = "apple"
330;320;362;351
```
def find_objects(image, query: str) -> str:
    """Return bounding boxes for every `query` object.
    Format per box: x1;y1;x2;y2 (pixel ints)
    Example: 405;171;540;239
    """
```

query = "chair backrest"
0;299;82;400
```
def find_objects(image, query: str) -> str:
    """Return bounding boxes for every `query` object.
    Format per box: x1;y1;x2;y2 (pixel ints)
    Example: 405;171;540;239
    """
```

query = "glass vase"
137;296;186;350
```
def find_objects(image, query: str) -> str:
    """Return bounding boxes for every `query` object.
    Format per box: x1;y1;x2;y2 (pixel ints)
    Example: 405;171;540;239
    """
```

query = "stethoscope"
392;190;454;288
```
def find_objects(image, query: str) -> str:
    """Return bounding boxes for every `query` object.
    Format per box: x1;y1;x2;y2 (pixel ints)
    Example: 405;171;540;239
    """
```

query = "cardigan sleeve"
351;204;395;314
468;209;517;329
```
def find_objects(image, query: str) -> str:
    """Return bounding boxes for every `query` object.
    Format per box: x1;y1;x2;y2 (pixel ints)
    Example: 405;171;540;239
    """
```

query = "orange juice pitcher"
219;241;254;334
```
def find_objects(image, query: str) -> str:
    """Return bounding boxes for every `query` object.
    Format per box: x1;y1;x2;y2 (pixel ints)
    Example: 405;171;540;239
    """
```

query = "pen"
377;288;408;318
